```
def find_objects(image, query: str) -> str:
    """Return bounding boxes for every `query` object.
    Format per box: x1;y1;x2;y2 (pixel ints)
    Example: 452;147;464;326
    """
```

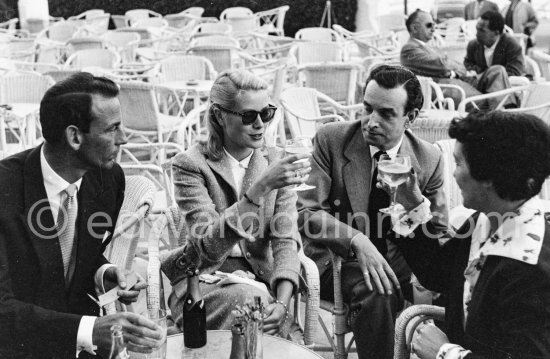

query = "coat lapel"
206;154;239;202
22;146;67;305
342;128;372;222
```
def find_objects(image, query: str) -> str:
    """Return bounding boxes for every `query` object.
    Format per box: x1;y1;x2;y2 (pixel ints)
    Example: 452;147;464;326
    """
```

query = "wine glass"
285;137;315;191
377;154;412;215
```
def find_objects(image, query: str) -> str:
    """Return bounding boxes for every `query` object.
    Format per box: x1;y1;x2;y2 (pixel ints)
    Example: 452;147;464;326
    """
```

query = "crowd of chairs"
1;5;550;358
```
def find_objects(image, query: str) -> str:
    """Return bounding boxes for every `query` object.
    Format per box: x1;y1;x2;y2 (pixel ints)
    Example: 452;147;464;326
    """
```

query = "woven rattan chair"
65;37;105;56
295;27;341;43
103;30;141;63
220;7;253;20
529;48;550;81
297;63;361;106
255;5;289;36
290;41;346;65
125;9;162;27
64;48;121;70
159;54;217;82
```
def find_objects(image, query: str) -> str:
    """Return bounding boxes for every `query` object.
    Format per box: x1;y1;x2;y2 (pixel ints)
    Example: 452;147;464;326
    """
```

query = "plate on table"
186;79;199;86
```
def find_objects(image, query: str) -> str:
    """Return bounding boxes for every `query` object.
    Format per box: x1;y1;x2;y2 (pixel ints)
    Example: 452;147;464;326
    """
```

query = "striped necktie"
57;183;78;283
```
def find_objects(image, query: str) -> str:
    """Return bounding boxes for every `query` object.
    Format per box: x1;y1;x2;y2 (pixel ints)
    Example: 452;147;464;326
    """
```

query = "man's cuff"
391;196;432;236
95;263;116;293
76;316;98;357
436;342;472;359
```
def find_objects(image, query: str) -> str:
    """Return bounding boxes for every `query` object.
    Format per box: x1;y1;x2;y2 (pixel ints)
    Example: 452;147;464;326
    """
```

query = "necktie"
367;151;390;256
505;1;517;29
57;184;78;283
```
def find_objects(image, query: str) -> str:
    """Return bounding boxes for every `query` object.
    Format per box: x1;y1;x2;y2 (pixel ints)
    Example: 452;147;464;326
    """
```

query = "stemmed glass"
377;154;412;215
285;137;315;191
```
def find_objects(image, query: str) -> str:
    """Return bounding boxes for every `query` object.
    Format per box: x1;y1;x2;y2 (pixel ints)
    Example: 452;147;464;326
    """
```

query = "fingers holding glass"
285;137;315;191
377;154;411;215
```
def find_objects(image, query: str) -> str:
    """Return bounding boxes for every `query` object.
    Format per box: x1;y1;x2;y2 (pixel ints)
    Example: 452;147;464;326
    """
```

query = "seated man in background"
0;73;164;358
390;111;550;358
464;0;499;21
463;11;524;108
297;65;448;359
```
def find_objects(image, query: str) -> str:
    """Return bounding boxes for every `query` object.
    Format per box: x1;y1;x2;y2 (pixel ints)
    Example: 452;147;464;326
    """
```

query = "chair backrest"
434;139;463;210
181;7;205;17
192;22;232;36
115;28;153;45
0;71;54;104
514;82;550;125
103;31;140;63
164;13;198;29
65;37;104;56
132;18;168;29
529;48;550;81
524;55;542;82
64;48;121;70
295;27;340;42
223;15;259;34
111;14;128;29
159;54;217;81
189;34;239;47
186;45;240;72
42;21;79;42
280;87;323;138
118;81;162;134
220;7;253;20
291;41;344;65
125;9;162;27
106;175;155;270
297;63;360;105
255;5;289;36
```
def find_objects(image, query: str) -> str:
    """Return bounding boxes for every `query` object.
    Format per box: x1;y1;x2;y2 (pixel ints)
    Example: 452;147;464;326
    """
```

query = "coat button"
246;252;251;259
324;260;330;266
177;258;186;268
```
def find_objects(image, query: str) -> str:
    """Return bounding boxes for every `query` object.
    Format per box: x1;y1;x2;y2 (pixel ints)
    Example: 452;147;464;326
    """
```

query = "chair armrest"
298;249;320;347
457;84;530;113
394;305;446;359
437;83;465;109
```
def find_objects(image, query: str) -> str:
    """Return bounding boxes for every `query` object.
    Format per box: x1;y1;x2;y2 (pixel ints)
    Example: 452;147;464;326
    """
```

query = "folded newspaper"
199;270;269;295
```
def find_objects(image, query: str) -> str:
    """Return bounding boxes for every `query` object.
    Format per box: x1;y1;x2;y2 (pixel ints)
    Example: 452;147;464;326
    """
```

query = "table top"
168;330;323;359
160;80;213;93
417;109;461;121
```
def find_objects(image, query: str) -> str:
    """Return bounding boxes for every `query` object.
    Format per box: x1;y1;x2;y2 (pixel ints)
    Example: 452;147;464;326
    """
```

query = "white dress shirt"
224;148;253;257
40;147;107;357
483;35;500;67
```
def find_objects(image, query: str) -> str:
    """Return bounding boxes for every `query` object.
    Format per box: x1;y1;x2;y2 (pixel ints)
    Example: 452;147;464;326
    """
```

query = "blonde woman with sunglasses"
162;69;311;339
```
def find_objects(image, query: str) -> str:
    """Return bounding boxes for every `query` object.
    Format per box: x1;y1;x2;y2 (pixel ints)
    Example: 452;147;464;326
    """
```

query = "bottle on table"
108;324;130;359
183;267;207;349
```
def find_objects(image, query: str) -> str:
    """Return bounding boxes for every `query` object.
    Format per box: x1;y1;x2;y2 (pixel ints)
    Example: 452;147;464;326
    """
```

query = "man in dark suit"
464;0;499;20
297;65;448;359
391;111;550;358
0;73;164;358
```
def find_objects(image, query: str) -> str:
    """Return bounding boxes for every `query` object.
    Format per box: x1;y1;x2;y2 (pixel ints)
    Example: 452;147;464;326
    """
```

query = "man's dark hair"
405;9;426;32
39;72;119;145
449;111;550;201
365;64;424;113
480;11;505;33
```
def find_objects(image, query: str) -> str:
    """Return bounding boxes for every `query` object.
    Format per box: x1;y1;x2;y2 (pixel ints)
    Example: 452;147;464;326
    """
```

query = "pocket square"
102;231;111;243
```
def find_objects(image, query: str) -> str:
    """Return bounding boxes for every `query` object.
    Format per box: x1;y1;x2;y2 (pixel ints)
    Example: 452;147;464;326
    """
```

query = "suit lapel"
206;154;239;202
343;128;371;222
22;146;67;306
398;134;421;178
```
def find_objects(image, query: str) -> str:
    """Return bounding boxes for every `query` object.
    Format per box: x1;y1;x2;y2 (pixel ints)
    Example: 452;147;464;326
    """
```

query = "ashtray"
186;80;199;86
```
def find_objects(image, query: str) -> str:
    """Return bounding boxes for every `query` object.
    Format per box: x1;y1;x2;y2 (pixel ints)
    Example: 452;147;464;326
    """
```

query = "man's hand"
411;321;450;359
262;302;287;335
103;267;146;305
351;235;400;295
93;312;164;354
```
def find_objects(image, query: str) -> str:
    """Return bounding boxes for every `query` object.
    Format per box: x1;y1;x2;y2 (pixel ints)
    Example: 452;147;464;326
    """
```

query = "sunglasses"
215;104;277;125
425;22;434;29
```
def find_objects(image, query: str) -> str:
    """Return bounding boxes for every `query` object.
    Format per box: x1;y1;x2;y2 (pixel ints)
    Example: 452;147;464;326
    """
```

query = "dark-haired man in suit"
0;73;164;358
297;65;448;359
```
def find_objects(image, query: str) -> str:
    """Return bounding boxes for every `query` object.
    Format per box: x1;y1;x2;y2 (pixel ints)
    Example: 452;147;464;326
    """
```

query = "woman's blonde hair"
205;69;269;161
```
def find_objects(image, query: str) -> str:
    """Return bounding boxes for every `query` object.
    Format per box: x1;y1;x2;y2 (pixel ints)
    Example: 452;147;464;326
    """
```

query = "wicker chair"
125;9;162;27
103;30;141;63
255;5;290;36
295;27;341;43
280;87;362;139
290;41;346;65
159;54;217;82
529;48;550;81
220;7;253;20
64;48;121;70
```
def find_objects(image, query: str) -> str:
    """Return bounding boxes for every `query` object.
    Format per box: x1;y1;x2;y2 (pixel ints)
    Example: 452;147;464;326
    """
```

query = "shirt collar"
412;38;427;47
369;136;404;160
223;148;253;169
470;196;546;266
40;146;82;197
484;35;500;51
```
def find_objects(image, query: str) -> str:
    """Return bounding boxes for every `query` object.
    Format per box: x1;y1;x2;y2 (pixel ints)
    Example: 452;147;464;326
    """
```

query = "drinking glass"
284;137;315;191
377;154;412;215
147;309;167;359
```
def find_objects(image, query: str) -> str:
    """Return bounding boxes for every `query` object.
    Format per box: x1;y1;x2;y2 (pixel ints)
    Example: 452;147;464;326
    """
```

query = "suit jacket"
161;144;301;295
400;38;464;79
501;1;539;34
393;212;550;358
464;0;499;20
464;33;524;76
296;120;448;277
0;146;125;359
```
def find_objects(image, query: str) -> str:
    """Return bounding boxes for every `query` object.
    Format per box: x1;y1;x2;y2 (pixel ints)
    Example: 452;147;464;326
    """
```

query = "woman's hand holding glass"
284;137;315;191
245;153;312;202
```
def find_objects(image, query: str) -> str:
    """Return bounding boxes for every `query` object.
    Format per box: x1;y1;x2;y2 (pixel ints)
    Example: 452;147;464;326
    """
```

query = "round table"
168;330;323;359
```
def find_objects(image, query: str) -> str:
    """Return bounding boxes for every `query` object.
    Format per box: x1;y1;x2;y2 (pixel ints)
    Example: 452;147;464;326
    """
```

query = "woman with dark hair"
388;111;550;358
162;69;310;338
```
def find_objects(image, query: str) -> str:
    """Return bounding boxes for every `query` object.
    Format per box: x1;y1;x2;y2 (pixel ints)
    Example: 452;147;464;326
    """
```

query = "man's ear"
64;125;82;151
406;109;419;127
